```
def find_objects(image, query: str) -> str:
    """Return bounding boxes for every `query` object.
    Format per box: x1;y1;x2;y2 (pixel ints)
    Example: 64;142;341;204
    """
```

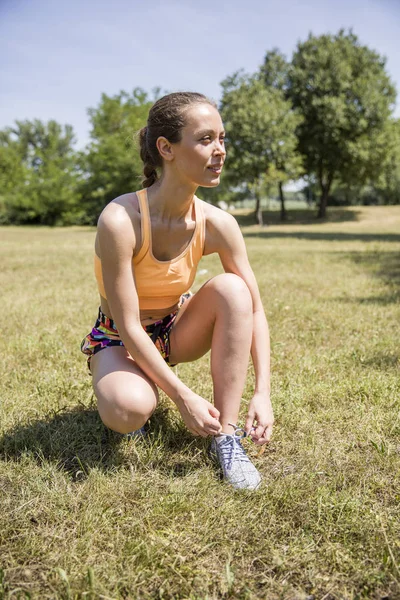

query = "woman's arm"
97;201;221;437
204;207;274;444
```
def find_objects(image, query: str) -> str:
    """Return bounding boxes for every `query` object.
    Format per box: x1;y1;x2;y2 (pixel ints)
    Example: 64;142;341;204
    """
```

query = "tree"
220;73;303;224
79;88;154;223
0;120;80;225
288;30;396;217
0;131;27;214
262;50;304;220
261;48;289;92
373;118;400;204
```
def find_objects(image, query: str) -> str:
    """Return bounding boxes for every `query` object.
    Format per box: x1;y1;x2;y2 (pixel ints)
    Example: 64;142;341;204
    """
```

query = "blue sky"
1;0;399;149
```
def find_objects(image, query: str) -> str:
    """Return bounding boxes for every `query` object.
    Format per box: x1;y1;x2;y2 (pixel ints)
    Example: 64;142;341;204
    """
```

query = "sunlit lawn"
1;205;399;599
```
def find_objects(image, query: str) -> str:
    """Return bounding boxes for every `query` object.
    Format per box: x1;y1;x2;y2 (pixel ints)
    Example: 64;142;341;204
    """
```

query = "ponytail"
139;126;158;188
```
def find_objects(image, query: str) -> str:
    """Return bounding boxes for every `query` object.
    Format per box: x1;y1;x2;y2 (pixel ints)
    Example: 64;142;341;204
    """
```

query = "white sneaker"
210;425;261;490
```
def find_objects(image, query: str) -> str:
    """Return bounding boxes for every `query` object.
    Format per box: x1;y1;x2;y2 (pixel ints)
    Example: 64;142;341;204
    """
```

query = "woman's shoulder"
96;192;142;254
201;199;239;232
98;192;140;227
200;200;241;255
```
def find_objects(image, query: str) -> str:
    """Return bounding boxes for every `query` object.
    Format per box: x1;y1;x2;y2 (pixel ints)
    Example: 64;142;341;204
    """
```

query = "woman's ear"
156;136;174;162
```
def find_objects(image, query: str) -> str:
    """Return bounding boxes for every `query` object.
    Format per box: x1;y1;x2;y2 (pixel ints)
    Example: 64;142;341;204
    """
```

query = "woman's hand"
176;393;222;437
244;392;274;445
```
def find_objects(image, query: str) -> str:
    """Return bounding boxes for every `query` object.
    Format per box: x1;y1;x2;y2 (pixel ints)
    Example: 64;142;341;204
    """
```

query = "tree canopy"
0;120;79;225
288;29;397;217
79;88;154;223
220;73;303;224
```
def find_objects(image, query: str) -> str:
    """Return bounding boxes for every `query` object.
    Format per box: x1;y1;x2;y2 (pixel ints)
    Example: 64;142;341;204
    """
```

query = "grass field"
1;205;399;599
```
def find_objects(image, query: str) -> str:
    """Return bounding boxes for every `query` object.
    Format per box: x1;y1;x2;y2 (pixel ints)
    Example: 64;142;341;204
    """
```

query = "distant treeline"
1;29;399;226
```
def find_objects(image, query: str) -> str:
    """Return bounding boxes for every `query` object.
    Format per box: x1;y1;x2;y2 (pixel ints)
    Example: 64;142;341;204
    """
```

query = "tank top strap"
133;189;150;263
194;196;206;255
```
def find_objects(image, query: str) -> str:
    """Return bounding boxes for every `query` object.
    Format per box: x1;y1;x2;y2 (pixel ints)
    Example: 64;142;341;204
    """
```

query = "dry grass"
1;205;400;599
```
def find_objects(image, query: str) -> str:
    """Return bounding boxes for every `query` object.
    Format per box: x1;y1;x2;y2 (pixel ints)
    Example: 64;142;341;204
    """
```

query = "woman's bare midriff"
99;295;180;327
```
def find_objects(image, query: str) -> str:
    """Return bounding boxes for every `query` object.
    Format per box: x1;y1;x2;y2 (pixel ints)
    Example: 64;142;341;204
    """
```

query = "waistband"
96;307;176;333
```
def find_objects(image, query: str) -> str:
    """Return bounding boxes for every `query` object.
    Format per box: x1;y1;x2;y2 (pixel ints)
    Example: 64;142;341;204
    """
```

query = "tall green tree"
0;131;27;215
261;49;301;220
288;30;396;217
0;120;80;225
79;88;154;223
261;48;289;91
373;118;400;204
326;118;400;206
220;73;303;224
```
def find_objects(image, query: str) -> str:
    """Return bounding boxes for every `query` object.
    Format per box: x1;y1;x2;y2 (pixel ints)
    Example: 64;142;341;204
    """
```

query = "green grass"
1;205;399;599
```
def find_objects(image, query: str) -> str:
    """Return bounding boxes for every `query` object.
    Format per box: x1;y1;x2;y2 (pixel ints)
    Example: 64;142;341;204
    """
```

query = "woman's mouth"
208;165;223;174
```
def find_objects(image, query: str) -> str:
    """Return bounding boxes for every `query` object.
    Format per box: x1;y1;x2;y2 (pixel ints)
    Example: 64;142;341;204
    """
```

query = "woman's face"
170;103;226;187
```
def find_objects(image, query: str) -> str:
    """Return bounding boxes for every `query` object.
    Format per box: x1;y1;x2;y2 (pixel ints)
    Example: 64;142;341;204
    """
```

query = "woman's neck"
147;175;198;222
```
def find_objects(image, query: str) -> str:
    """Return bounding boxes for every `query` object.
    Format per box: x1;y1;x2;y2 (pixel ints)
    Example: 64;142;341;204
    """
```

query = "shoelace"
218;423;255;472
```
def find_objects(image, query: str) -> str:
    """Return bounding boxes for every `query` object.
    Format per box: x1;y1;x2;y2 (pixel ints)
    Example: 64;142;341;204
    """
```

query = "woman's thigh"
169;273;252;365
90;346;159;431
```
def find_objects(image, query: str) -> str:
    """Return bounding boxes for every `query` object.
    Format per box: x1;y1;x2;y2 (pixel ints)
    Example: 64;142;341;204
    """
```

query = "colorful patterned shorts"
80;293;192;374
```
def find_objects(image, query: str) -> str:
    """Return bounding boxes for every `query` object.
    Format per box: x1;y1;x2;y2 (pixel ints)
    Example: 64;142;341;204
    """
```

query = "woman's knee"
95;382;158;434
205;273;253;314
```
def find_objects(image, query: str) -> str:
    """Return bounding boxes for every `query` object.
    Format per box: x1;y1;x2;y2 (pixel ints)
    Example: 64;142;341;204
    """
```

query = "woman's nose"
214;139;226;156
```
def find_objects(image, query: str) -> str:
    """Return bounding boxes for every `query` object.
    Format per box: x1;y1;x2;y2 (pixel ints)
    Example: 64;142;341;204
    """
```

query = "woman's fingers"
207;418;222;435
253;423;273;445
209;405;220;420
265;423;273;442
187;417;220;437
245;413;256;436
251;423;265;441
180;396;222;437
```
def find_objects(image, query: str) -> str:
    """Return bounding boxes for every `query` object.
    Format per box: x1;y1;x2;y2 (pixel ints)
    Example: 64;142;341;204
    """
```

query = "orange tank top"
94;188;205;310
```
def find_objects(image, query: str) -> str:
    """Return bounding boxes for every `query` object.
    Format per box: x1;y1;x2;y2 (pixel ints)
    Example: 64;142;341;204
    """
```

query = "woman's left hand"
244;392;274;445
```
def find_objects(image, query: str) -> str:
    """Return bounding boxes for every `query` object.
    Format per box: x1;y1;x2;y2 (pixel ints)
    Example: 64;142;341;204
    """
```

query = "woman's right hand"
176;392;222;437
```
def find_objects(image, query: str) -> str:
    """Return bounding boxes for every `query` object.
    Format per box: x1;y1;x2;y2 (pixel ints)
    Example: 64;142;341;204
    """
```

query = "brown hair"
138;92;216;188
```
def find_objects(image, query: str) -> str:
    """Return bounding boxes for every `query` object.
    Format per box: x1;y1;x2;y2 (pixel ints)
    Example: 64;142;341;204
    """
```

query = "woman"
81;92;274;490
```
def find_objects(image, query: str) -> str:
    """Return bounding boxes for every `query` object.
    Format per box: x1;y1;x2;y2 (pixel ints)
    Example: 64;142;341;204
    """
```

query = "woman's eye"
200;136;226;144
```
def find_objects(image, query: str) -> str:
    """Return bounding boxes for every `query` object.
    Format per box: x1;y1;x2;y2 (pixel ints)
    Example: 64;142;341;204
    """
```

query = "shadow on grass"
0;405;119;476
330;295;399;306
141;404;210;478
332;249;400;305
233;207;361;227
242;231;400;243
362;353;399;370
0;403;205;479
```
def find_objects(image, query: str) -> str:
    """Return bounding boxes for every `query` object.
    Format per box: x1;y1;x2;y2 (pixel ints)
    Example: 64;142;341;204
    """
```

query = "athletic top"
94;188;205;310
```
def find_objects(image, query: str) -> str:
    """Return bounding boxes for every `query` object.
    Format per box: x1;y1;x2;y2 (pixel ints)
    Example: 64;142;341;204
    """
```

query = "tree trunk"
318;186;329;218
254;191;263;226
318;172;334;218
278;181;287;221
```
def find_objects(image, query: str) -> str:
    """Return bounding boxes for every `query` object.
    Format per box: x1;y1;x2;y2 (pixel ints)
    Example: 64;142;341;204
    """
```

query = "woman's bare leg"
169;273;253;433
90;346;159;434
